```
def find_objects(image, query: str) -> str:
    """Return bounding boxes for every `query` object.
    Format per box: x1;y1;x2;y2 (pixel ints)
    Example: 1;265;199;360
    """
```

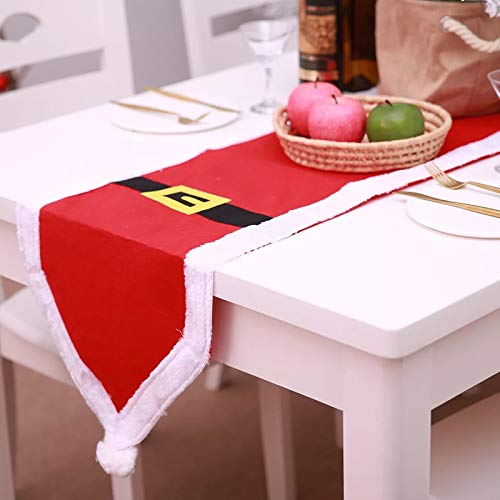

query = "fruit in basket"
287;81;342;137
308;95;366;142
366;100;425;142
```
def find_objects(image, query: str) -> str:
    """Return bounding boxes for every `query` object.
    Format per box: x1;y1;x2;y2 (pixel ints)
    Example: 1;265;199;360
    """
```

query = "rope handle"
440;15;500;53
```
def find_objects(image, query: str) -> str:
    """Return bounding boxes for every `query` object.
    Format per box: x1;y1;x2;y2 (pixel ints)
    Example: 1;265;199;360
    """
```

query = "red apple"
308;95;366;142
287;81;341;137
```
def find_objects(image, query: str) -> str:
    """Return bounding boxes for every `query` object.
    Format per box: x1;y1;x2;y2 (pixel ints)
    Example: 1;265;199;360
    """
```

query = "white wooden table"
1;53;500;500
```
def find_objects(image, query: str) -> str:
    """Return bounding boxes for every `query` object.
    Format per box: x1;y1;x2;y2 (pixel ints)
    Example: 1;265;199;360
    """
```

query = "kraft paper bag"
376;0;500;117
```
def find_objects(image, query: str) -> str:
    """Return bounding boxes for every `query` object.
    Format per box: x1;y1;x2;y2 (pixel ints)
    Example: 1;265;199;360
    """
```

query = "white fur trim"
16;133;500;475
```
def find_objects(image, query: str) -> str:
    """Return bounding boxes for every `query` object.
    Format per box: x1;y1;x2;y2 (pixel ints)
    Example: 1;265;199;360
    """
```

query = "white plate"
406;184;500;239
109;92;240;134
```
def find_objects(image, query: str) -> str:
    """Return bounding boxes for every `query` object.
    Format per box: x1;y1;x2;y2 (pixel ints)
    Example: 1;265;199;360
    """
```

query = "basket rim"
273;95;453;150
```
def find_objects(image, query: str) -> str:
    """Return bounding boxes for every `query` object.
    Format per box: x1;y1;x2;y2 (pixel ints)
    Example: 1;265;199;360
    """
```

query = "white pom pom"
96;440;138;477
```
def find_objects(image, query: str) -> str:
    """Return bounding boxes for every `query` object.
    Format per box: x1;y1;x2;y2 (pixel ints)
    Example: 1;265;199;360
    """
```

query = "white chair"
180;0;297;77
0;1;143;499
0;0;133;131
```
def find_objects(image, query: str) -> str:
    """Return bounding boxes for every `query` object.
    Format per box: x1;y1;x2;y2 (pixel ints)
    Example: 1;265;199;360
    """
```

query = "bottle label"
299;54;338;82
299;0;340;83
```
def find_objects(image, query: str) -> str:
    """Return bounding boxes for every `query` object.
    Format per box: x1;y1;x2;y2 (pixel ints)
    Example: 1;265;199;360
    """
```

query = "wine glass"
488;70;500;175
240;19;296;115
488;69;500;99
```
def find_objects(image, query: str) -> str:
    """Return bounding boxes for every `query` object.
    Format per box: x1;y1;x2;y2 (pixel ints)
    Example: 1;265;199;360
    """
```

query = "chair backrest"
0;0;133;131
180;0;297;77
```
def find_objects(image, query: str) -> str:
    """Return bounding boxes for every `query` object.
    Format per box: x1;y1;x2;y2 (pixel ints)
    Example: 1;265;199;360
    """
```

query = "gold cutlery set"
399;162;500;219
111;87;240;125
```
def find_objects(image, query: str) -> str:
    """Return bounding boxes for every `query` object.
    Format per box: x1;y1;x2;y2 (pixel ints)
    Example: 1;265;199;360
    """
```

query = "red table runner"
18;113;500;475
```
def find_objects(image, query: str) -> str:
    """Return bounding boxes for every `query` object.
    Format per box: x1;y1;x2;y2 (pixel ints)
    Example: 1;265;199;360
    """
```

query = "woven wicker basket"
273;95;452;173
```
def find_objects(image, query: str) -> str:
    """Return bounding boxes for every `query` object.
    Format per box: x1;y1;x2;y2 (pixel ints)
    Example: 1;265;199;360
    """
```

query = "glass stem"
264;65;273;104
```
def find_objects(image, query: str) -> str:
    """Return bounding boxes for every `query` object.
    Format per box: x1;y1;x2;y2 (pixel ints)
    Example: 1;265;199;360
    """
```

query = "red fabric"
40;115;499;410
440;113;500;154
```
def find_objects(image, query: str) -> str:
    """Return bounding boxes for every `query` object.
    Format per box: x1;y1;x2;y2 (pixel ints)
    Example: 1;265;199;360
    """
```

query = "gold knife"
398;191;500;219
144;86;241;114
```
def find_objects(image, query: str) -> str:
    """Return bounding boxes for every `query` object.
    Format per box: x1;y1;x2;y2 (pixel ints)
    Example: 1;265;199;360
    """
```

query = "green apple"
367;100;425;142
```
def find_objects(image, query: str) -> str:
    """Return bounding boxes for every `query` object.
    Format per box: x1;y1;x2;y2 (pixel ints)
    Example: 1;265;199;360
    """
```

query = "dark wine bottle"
298;0;344;87
342;0;378;92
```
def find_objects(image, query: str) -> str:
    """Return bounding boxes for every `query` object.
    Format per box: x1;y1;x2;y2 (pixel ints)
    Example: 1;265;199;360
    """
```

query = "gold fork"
426;161;500;195
111;101;210;125
398;191;500;218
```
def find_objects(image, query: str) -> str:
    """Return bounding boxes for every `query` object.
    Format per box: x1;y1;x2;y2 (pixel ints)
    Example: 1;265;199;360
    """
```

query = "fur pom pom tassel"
96;440;138;477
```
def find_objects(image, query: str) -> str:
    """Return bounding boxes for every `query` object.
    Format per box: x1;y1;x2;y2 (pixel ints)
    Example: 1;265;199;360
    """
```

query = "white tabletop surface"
1;52;499;359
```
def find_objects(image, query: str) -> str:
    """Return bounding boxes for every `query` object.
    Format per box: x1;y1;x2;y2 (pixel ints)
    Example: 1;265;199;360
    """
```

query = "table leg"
204;363;226;392
342;348;432;500
0;357;15;500
333;409;343;450
111;445;146;500
258;380;296;500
